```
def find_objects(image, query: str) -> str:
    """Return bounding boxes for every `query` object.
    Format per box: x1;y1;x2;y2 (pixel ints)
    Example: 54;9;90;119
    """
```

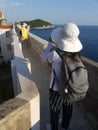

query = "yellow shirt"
21;27;28;40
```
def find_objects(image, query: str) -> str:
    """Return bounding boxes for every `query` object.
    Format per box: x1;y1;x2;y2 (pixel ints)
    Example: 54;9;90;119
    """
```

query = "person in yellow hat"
21;23;29;47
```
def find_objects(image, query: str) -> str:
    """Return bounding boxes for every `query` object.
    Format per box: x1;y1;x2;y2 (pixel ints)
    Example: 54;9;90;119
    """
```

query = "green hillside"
21;19;54;28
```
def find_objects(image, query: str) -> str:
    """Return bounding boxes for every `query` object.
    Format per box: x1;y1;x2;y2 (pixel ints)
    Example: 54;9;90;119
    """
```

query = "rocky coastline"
31;25;55;29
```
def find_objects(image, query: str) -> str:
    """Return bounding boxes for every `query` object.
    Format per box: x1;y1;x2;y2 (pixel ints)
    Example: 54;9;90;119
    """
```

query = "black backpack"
55;49;89;102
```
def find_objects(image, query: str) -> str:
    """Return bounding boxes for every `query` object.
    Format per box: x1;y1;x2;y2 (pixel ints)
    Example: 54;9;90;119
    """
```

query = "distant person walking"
21;23;29;47
42;23;83;130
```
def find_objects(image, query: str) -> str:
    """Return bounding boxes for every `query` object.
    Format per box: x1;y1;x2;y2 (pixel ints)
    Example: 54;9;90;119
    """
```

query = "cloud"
11;2;25;7
0;1;25;8
0;0;7;8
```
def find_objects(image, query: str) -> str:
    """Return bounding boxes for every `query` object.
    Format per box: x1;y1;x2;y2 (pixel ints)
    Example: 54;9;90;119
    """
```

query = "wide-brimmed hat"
51;23;83;52
22;22;27;27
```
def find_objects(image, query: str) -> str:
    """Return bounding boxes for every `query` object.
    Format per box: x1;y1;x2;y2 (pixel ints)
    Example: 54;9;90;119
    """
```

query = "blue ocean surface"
30;25;98;62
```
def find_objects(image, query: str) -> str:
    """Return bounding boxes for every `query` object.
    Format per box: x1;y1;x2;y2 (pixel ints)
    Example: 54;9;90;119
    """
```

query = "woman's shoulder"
50;50;62;63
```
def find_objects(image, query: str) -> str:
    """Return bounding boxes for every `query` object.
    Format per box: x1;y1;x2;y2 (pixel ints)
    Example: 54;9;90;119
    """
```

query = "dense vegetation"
20;19;53;28
0;19;7;24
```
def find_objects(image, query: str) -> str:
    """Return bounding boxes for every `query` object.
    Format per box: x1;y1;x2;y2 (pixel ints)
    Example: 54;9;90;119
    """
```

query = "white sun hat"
22;22;27;27
51;23;83;52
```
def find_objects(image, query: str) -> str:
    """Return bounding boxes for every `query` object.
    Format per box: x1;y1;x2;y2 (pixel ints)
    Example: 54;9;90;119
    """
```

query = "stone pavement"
22;46;93;130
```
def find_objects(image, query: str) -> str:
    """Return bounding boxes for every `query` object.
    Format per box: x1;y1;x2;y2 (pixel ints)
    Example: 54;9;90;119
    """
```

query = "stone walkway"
22;46;93;130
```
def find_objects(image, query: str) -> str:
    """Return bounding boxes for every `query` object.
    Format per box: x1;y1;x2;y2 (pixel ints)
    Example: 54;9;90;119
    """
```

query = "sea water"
30;25;98;62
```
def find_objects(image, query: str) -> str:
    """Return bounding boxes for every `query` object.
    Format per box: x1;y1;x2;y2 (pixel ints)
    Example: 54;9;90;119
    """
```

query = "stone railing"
28;32;48;59
0;28;40;130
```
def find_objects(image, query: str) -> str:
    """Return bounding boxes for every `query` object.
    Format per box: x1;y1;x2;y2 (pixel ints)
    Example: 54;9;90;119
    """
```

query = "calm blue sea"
30;25;98;62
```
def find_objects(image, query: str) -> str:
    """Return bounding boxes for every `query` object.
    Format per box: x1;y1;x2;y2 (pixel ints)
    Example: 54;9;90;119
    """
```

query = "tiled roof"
0;12;3;18
0;12;13;29
0;24;13;29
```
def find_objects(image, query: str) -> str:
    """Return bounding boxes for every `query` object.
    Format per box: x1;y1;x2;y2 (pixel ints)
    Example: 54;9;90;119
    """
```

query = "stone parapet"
28;32;48;59
0;28;40;130
0;98;31;130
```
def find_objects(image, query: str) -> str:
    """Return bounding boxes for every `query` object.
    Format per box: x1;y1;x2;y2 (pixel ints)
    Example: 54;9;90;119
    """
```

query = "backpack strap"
66;66;87;86
55;48;66;59
55;49;69;92
51;69;57;89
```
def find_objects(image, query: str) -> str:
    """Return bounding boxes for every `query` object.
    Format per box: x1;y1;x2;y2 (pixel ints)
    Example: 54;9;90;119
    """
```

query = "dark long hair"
57;48;81;62
66;52;81;62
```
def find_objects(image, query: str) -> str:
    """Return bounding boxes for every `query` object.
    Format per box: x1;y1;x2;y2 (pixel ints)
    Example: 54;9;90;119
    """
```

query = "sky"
0;0;98;25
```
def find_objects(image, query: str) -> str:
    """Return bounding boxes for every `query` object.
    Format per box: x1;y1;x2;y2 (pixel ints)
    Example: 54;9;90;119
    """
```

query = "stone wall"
28;32;48;59
0;29;13;62
0;98;31;130
0;28;40;130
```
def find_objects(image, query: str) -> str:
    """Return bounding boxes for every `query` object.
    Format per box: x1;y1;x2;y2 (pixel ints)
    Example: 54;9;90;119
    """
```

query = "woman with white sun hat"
42;23;83;130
